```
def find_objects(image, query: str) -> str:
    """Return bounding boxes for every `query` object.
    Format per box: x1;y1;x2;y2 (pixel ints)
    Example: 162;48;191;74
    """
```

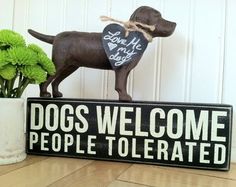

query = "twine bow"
100;16;155;42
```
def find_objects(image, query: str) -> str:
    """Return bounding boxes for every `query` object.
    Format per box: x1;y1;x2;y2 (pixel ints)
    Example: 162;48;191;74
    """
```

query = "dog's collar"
100;16;154;42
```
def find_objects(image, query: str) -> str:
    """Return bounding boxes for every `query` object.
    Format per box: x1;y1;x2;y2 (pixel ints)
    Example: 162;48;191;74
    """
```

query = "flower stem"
0;78;7;97
16;78;30;97
6;76;16;97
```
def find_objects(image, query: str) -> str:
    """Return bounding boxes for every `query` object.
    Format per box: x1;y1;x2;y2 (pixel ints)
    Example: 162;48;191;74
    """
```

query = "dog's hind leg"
39;58;65;97
115;68;132;101
40;75;55;97
52;65;79;97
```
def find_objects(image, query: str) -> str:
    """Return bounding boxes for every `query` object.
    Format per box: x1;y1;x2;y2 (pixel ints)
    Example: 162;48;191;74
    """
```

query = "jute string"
100;16;155;42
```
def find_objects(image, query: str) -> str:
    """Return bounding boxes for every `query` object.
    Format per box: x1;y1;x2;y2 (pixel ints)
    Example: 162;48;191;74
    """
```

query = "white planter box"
0;98;27;165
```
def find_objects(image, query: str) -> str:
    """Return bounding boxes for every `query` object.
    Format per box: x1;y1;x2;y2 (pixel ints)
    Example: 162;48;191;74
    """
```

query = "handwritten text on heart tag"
102;24;148;69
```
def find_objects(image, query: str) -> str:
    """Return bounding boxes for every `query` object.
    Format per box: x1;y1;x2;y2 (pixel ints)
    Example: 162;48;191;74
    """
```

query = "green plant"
0;29;55;98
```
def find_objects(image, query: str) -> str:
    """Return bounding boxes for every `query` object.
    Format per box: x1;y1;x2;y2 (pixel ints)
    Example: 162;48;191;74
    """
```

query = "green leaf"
28;44;47;55
0;64;16;80
20;65;47;84
37;53;56;75
0;29;26;50
0;29;55;98
0;51;8;68
7;47;38;66
27;44;56;75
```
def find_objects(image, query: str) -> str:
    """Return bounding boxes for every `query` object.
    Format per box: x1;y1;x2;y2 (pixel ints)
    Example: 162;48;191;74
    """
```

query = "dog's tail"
28;29;55;44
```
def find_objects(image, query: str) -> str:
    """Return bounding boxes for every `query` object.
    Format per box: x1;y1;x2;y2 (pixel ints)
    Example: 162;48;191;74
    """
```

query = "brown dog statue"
28;6;176;101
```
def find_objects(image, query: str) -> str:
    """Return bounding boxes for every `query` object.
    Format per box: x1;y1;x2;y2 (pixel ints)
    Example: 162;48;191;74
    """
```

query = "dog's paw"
119;94;132;102
40;92;51;98
53;91;63;98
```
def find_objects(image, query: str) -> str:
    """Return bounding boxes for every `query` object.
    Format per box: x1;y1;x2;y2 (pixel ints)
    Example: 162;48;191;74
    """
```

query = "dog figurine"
28;6;176;101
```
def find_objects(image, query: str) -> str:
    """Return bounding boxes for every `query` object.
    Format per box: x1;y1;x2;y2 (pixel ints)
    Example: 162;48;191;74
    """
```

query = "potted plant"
0;29;55;165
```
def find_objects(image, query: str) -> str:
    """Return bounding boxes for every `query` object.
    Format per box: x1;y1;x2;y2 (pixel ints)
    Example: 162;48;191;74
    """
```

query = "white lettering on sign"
30;104;228;142
157;140;168;160
200;143;211;164
171;141;183;162
211;111;227;142
96;106;118;134
29;102;230;167
52;133;61;152
185;142;197;162
185;110;209;141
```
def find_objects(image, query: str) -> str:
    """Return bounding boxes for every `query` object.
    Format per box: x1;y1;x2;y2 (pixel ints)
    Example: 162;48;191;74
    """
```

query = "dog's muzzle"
154;18;176;37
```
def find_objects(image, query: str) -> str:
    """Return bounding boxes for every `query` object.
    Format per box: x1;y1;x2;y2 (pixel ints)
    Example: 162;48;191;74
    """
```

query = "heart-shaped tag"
102;23;148;69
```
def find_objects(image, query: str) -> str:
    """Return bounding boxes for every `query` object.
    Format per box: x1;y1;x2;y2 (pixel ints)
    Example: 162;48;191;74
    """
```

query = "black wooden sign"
102;23;148;69
26;98;233;171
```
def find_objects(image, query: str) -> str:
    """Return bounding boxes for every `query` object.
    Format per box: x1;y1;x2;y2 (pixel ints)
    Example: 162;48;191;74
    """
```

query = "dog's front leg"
115;68;132;102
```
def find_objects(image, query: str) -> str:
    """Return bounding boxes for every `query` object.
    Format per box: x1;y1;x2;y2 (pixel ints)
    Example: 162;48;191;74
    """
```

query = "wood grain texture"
0;156;236;187
118;164;236;187
0;156;93;187
48;160;131;187
108;180;148;187
0;156;48;176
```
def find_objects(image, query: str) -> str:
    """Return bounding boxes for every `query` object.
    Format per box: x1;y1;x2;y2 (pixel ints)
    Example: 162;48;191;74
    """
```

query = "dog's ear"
130;6;149;24
129;6;161;25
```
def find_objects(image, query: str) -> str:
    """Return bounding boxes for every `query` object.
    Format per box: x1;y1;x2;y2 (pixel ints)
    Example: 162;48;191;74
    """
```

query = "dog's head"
130;6;176;38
